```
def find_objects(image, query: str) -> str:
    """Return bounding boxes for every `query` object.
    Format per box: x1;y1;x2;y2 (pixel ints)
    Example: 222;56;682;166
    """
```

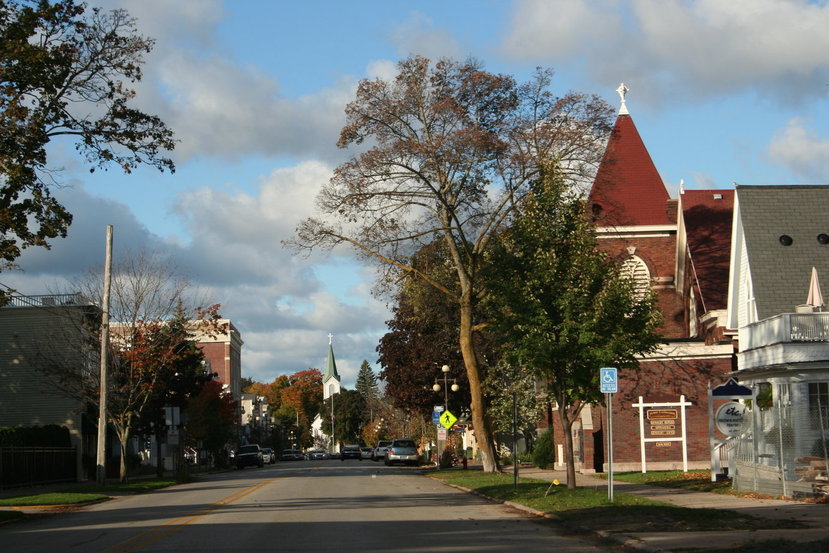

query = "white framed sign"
715;401;746;437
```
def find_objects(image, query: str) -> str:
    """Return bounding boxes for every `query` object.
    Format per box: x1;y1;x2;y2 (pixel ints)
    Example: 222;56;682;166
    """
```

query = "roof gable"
734;185;829;319
589;114;672;226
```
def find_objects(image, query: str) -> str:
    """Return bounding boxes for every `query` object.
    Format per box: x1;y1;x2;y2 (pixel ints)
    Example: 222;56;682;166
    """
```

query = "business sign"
600;367;618;394
715;401;747;437
647;409;678;438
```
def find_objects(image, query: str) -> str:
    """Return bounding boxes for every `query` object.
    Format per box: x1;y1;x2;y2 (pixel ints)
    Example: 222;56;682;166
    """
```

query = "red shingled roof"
589;114;671;226
681;190;734;311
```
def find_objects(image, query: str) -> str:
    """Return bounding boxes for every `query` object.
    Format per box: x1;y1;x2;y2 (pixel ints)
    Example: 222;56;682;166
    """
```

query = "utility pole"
96;225;113;485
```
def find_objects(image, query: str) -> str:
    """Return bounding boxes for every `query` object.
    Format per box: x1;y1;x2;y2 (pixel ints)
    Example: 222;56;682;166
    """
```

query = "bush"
532;429;555;469
0;425;71;447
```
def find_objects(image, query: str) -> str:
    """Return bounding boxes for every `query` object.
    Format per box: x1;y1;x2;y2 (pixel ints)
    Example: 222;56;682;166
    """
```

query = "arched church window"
621;255;651;299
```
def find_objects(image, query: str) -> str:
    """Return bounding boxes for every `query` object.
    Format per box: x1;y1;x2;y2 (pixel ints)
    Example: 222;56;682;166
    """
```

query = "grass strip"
0;476;191;507
430;470;806;533
0;492;107;506
610;470;738;494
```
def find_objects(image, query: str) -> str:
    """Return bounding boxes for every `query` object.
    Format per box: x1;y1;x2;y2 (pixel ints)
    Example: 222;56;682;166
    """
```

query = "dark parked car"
340;444;362;460
384;438;419;466
236;444;264;469
307;449;329;460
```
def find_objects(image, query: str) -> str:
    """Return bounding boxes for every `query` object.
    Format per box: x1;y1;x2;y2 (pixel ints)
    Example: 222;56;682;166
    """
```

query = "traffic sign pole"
607;392;614;502
600;368;618;502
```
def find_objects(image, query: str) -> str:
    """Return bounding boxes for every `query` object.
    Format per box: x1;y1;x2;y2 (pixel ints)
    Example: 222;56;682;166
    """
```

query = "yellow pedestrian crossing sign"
440;410;457;429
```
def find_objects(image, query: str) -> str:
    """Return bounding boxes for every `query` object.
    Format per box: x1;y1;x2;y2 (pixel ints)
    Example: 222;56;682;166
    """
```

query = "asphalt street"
0;461;613;553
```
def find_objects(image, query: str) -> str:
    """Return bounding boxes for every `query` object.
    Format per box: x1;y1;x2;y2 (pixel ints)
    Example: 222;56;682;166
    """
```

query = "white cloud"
6;159;391;386
388;12;465;60
767;118;829;182
153;53;352;162
501;0;829;106
365;60;399;81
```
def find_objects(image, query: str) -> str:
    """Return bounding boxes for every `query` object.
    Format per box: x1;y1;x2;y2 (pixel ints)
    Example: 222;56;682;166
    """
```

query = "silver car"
384;438;419;466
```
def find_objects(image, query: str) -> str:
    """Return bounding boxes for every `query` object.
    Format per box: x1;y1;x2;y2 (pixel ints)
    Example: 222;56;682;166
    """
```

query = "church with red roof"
549;84;736;473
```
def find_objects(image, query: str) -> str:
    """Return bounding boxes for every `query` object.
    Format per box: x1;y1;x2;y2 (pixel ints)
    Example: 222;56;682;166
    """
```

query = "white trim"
641;342;734;361
596;224;677;237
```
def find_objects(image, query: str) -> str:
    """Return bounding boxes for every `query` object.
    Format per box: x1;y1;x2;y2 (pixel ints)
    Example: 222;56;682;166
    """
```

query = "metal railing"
740;313;829;351
3;293;90;309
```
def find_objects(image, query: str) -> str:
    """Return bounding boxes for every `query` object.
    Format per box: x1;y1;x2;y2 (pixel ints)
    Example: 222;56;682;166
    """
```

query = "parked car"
307;449;329;460
261;447;275;464
235;444;264;469
384;438;419;466
360;447;373;459
372;440;393;461
281;449;304;461
340;444;362;460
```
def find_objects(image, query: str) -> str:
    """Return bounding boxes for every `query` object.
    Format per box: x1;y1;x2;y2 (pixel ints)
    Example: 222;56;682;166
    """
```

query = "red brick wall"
550;355;734;472
599;234;687;339
199;342;229;382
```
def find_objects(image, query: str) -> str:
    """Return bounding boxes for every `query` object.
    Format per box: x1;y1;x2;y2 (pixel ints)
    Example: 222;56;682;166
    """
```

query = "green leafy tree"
0;0;175;282
291;56;613;472
483;361;542;455
186;380;237;468
355;360;379;404
325;389;366;445
487;168;662;488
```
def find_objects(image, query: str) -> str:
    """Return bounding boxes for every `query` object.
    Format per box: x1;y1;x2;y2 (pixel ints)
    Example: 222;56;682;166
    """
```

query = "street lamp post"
433;364;459;467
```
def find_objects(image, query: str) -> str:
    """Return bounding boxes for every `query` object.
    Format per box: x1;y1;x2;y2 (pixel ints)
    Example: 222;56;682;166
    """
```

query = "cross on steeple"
616;82;629;115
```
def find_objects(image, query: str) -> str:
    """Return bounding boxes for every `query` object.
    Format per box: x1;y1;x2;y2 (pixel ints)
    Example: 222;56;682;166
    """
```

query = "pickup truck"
235;444;264;469
372;440;392;461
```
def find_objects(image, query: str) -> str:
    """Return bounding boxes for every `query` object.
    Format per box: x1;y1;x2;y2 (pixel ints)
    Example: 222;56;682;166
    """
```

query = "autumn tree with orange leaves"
245;370;323;450
276;369;322;449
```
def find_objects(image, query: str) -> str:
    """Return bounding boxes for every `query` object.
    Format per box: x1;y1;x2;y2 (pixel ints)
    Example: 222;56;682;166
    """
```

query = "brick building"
191;319;243;403
549;86;736;473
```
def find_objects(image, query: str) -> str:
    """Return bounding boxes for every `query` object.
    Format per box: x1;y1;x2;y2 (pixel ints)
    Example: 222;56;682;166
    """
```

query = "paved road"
2;461;613;552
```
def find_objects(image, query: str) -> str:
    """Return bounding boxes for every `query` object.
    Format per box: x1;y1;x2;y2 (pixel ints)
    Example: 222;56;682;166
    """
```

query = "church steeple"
588;83;671;227
323;333;341;400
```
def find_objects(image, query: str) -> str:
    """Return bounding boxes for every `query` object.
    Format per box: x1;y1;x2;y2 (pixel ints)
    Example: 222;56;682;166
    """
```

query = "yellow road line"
98;478;277;553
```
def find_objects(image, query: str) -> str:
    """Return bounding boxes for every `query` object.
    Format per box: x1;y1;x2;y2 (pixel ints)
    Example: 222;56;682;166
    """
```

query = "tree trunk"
458;295;499;473
557;404;577;489
116;427;129;483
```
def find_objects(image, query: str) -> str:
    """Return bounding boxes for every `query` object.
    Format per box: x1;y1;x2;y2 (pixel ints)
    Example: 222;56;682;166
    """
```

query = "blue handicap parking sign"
600;367;618;394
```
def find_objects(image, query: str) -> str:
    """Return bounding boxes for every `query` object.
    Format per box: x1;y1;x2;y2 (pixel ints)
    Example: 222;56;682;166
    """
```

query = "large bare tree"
290;56;613;472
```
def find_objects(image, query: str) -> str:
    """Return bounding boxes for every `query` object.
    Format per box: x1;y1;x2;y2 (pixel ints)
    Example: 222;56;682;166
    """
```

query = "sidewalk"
516;466;829;552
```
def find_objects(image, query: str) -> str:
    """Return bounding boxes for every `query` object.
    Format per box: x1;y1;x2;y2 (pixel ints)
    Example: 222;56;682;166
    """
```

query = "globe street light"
433;364;459;413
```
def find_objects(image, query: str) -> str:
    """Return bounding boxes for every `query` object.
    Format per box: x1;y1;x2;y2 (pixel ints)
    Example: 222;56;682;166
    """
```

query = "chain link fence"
734;380;829;498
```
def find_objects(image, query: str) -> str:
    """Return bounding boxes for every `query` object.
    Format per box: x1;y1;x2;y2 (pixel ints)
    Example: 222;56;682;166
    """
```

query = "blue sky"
6;0;829;387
